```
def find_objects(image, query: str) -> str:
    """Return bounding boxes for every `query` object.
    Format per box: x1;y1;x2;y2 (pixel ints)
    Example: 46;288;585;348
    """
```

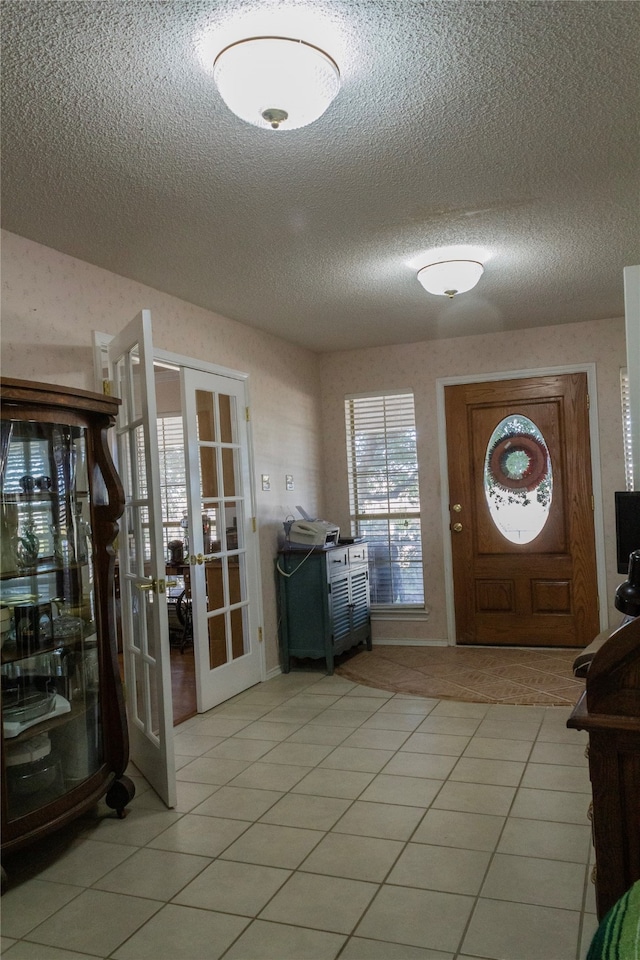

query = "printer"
288;520;340;547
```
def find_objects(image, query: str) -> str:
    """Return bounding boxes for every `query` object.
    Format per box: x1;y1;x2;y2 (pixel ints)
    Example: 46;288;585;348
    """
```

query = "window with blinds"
621;368;634;490
3;434;55;556
135;416;188;554
345;392;424;606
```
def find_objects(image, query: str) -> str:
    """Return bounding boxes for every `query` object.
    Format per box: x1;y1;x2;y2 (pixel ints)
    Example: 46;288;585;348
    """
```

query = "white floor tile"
481;853;586;910
219;822;324;868
191;785;283;821
450;756;525;787
146;813;249;857
521;761;591;793
0;881;83;940
228;761;312;791
462;736;533;761
259;871;378;934
259;793;351;830
172;858;291;914
387;843;491;895
412;808;505;852
332;800;427;841
111;902;249;960
175;755;251;784
358;773;442;807
497;817;592;862
355;885;474;952
415;716;482;737
400;732;470;756
291;767;376;799
509;787;591;824
92;846;210;900
299;832;404;882
320;745;398;773
432;780;515;816
223;918;346;959
26;888;161;956
382;751;457;780
340;939;453;959
461;897;581;960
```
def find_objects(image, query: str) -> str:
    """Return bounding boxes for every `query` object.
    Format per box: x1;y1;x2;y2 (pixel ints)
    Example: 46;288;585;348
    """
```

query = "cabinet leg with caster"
105;775;136;819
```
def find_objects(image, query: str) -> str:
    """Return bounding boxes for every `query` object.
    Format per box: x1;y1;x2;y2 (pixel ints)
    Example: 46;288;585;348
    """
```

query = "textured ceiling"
1;1;639;352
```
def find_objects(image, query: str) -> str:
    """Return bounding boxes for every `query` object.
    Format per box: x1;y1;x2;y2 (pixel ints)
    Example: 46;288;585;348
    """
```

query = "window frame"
621;368;634;491
344;390;424;608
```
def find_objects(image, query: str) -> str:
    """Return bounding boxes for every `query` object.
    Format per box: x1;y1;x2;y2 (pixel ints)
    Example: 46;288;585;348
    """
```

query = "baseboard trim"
264;664;284;681
372;639;450;647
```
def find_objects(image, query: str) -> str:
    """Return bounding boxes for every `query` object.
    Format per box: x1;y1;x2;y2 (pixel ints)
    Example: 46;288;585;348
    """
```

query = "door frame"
436;363;607;644
93;332;266;694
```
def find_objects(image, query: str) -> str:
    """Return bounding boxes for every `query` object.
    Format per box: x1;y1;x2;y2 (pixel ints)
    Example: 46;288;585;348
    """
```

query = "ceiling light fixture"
417;260;484;298
213;36;340;131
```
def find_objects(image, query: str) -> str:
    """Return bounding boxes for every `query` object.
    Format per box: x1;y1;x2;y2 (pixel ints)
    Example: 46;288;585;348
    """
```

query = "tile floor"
1;671;599;960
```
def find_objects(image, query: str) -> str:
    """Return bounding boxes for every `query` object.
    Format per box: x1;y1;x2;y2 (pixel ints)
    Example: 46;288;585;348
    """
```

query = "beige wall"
319;316;628;638
0;229;323;672
1;228;629;663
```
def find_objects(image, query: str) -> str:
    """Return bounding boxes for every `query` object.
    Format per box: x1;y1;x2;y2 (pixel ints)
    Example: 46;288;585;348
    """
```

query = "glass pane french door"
108;311;176;807
181;368;262;713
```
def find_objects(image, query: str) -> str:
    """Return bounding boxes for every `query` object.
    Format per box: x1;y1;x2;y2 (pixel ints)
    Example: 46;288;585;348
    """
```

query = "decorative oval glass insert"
484;415;552;544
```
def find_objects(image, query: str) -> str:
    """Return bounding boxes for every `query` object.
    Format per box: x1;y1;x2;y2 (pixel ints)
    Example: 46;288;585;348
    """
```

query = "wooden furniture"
276;542;371;675
1;378;133;860
567;614;640;920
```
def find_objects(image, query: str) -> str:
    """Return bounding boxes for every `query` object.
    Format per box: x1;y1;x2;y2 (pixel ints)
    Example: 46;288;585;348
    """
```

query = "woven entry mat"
334;644;585;705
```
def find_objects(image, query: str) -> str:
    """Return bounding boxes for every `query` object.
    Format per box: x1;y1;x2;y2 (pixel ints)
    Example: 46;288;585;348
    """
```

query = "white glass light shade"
213;37;340;131
417;260;484;297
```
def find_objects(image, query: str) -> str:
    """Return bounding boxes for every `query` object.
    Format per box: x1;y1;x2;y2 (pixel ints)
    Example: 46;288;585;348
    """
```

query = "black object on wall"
614;491;640;574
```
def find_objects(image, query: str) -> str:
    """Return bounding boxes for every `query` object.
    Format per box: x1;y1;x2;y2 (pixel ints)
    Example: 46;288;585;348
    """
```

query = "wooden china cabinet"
567;614;640;919
1;378;133;862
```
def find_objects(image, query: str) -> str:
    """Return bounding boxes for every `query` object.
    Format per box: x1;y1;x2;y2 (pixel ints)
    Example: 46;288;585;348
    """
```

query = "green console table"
276;543;371;674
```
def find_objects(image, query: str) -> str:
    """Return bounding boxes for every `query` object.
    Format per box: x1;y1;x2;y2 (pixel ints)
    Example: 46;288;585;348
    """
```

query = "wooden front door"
445;373;599;647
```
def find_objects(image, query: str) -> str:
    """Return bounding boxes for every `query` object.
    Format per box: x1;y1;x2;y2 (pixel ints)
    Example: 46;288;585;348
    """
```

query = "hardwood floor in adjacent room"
171;645;196;725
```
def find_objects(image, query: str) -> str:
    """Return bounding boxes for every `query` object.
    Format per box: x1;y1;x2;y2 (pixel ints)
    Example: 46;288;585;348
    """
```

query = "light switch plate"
286;475;294;491
261;474;271;491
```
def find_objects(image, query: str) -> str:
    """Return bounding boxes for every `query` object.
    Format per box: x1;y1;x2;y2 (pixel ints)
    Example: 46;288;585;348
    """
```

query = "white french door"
107;311;176;808
181;367;263;713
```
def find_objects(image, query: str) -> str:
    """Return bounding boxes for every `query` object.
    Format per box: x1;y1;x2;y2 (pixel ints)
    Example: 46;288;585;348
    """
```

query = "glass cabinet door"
1;416;101;822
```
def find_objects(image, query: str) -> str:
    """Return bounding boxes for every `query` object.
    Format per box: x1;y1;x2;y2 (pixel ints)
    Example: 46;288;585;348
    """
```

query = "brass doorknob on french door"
452;522;463;532
452;504;462;513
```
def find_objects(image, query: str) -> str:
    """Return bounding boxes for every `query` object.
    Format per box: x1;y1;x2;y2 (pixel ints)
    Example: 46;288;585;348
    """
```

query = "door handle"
138;579;156;591
189;553;221;565
452;522;463;533
452;503;462;513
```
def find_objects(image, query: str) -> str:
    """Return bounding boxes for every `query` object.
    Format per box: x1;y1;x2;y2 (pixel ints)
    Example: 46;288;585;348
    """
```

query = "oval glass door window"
484;415;552;544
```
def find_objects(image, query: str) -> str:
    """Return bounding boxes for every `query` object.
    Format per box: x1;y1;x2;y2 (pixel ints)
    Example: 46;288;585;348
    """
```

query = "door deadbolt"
452;522;463;533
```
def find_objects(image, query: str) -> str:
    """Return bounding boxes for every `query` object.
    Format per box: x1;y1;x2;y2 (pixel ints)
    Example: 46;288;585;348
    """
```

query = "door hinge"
587;393;590;409
258;627;263;643
591;495;594;511
596;595;600;612
252;517;257;533
102;379;113;396
246;406;250;421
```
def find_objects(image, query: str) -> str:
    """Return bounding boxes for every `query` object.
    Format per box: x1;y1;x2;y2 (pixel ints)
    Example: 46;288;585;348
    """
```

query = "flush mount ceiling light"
213;36;340;131
417;260;484;298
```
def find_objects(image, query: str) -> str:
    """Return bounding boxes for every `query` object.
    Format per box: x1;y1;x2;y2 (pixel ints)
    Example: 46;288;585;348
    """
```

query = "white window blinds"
135;415;188;553
621;368;634;490
345;392;424;605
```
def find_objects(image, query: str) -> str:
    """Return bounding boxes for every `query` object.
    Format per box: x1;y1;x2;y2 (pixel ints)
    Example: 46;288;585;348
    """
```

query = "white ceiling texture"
1;1;639;352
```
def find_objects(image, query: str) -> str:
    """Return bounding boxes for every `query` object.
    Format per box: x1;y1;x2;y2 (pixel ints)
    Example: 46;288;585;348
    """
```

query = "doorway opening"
151;361;197;725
